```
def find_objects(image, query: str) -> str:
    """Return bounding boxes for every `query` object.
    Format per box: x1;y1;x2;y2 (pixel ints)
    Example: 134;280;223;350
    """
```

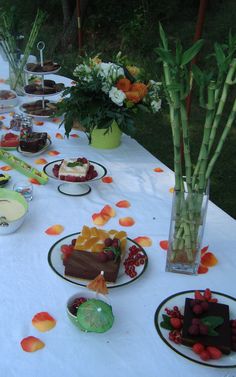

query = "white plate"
23;89;64;97
24;66;61;75
48;232;148;288
154;290;236;368
16;138;52;156
19;103;58;119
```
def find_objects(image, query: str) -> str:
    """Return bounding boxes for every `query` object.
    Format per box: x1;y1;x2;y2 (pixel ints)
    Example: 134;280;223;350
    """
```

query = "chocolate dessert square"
64;250;120;283
182;298;231;354
20;132;47;153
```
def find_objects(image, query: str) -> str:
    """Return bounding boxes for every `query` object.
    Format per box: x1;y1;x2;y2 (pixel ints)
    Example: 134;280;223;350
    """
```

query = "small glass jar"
13;180;33;201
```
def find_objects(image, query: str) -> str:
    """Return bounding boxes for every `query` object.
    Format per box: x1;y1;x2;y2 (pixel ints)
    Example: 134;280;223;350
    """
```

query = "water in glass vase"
166;188;209;275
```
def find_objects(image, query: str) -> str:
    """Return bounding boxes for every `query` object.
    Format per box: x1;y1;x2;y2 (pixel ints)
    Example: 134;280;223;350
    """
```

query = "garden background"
1;0;235;218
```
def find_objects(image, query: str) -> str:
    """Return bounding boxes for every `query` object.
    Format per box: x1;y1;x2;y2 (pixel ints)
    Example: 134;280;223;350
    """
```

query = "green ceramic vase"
90;120;121;149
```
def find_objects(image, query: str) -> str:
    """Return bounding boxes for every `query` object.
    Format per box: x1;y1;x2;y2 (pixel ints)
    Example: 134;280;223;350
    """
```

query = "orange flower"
126;91;141;103
130;82;148;99
116;78;131;92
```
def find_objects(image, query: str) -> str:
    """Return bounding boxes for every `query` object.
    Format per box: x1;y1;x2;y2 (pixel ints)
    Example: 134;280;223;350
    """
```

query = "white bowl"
0;90;18;113
0;189;28;235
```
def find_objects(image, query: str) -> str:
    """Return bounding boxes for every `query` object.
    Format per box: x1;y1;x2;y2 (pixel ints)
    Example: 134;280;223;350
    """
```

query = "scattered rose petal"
70;134;79;138
169;187;174;193
29;178;40;185
119;217;135;227
34;121;44;126
20;336;45;352
52;118;61;123
0;115;5;120
102;176;113;183
116;200;130;208
101;204;116;218
0;165;12;171
48;150;60;156
198;264;209;274
201;252;218;267
201;245;209;255
134;236;152;247
56;133;63;139
0;79;6;83
32;312;56;332
154;167;164;173
34;158;47;165
9;112;15;116
45;224;64;235
92;213;110;226
159;240;169;250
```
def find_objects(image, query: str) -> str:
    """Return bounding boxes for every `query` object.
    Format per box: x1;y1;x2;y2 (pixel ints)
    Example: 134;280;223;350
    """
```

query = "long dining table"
0;54;236;377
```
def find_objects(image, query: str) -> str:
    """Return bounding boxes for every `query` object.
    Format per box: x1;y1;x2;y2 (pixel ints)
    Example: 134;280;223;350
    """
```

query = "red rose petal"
32;312;56;332
116;200;131;208
159;240;169;250
20;336;45;352
102;176;113;183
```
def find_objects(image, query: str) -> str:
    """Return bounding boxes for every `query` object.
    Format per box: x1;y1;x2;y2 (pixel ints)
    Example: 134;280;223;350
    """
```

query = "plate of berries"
43;158;107;196
47;231;148;288
154;289;236;368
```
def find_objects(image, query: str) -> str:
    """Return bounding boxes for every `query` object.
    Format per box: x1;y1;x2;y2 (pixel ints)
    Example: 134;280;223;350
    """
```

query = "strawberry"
199;349;211;361
194;290;205;301
206;346;222;360
170;317;182;330
203;288;212;301
192;343;205;354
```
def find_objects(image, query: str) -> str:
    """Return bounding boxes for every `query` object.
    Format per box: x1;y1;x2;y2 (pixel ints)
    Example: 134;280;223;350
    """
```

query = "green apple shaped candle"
76;299;114;333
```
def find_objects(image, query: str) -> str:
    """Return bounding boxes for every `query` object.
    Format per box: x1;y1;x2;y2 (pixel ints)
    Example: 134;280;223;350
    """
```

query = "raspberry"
192;343;205;355
192;318;201;326
188;325;199;336
199;323;208;336
192;304;203;315
104;238;112;247
170;317;182;330
206;346;222;360
61;244;73;257
199;350;211;361
200;301;209;312
203;288;212;301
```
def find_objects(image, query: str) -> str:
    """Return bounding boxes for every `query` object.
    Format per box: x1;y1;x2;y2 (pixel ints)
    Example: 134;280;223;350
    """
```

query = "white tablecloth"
0;55;236;377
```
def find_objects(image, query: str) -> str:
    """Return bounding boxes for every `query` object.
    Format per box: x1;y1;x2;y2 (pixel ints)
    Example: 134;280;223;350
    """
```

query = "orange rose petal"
21;336;45;352
116;200;131;208
29;178;41;185
0;79;6;83
134;236;152;247
169;187;174;193
34;121;44;126
48;150;60;156
34;158;47;165
101;204;116;218
119;217;135;227
9;112;15;116
52;118;61;123
102;176;113;184
201;252;218;267
92;213;110;226
70;134;79;138
0;115;5;120
201;245;209;255
32;312;56;332
154;167;164;173
0;165;12;171
56;133;63;139
159;240;169;250
45;224;64;235
198;264;209;274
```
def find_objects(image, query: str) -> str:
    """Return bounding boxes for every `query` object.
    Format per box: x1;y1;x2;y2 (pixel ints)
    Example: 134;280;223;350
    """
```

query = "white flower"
98;62;124;83
73;64;93;82
151;99;162;113
109;87;126;106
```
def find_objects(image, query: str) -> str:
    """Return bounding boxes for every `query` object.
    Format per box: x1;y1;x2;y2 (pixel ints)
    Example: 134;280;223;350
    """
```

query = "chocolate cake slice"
20;132;47;153
182;298;231;354
64;250;120;283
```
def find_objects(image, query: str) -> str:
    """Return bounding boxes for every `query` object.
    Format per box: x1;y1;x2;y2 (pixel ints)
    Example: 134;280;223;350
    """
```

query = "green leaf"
160;321;173;330
159;22;168;49
181;39;204;66
155;47;174;66
201;315;224;329
67;161;83;168
214;42;226;67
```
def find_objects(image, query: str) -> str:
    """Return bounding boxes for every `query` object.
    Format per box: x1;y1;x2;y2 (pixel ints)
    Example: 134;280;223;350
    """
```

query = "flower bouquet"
156;24;236;274
57;55;162;147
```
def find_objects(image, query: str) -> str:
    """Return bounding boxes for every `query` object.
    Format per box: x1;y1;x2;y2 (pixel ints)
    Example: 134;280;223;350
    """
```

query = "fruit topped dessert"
24;80;64;95
19;132;48;153
26;60;60;72
160;288;236;362
53;157;98;182
0;133;19;148
61;226;127;282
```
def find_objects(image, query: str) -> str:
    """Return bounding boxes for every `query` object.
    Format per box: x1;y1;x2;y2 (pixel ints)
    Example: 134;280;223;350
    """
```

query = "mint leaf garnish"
67;161;83;167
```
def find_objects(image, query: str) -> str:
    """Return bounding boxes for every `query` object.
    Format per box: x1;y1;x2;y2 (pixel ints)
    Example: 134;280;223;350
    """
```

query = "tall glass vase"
166;185;209;275
9;64;25;96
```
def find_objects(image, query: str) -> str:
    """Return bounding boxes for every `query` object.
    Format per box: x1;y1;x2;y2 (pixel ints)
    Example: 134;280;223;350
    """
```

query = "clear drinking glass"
13;181;33;201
